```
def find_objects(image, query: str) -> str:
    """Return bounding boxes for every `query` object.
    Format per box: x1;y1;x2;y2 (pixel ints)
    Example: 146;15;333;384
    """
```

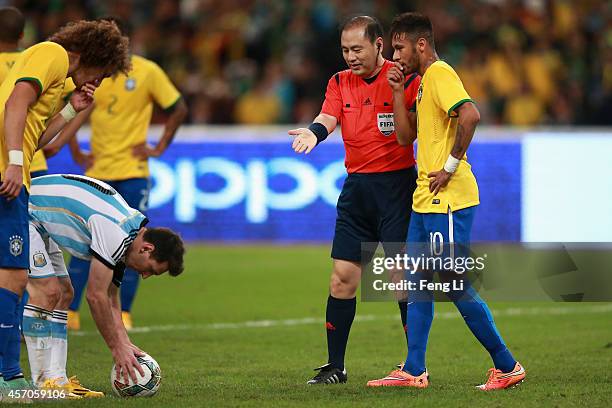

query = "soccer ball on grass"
110;354;162;397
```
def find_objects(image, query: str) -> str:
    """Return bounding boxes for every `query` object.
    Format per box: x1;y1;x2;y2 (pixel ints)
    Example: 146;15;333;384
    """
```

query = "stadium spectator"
7;0;610;126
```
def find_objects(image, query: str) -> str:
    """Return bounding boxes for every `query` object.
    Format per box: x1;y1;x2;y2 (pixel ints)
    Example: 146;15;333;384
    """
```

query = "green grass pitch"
23;245;611;407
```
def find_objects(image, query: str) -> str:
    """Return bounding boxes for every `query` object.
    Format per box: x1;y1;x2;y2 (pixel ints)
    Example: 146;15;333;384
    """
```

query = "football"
110;354;162;397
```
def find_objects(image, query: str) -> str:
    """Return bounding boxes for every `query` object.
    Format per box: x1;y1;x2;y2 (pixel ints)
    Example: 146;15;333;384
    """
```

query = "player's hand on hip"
70;83;97;112
387;62;406;92
73;150;94;169
427;169;452;195
288;128;317;154
112;343;146;384
42;144;61;158
132;142;159;160
0;164;23;200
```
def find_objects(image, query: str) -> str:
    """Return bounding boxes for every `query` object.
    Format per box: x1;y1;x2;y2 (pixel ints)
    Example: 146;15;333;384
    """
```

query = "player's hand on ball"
428;169;452;195
288;128;317;154
70;83;97;112
129;343;146;357
113;343;146;384
387;62;405;91
0;164;23;199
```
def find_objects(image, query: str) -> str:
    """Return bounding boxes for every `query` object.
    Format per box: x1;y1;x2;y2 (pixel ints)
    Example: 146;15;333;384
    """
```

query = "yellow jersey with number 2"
413;60;480;214
0;42;68;189
86;55;181;181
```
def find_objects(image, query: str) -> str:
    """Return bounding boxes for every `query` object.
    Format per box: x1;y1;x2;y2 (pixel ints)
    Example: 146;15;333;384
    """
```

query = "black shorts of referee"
331;166;417;263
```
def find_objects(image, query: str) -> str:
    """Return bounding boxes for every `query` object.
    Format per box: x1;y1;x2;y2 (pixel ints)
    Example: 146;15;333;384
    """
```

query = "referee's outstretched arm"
288;113;337;155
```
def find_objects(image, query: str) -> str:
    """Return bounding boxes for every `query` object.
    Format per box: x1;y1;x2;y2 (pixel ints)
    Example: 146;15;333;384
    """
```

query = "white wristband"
8;150;24;166
443;155;460;173
59;102;77;122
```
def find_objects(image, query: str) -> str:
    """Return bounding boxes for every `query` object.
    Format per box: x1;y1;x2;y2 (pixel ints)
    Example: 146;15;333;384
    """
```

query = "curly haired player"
0;18;130;401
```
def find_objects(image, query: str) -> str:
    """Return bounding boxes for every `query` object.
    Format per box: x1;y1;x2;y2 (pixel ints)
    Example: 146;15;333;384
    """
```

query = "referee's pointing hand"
289;128;317;154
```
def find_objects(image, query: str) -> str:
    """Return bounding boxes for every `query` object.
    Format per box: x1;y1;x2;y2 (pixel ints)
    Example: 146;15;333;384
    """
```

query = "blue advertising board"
46;128;523;242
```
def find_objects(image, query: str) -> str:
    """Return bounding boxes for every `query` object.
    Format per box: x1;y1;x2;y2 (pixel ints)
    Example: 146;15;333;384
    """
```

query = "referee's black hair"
390;12;435;49
340;15;384;44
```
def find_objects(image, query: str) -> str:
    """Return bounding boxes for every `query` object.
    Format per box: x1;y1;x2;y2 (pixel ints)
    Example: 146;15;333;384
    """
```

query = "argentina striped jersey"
28;174;148;269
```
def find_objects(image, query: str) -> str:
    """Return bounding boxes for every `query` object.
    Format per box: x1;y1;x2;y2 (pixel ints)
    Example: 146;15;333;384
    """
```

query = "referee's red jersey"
321;60;420;173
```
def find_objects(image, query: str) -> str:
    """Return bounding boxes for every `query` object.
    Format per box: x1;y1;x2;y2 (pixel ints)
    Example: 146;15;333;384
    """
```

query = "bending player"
63;16;187;331
23;174;184;398
367;13;525;390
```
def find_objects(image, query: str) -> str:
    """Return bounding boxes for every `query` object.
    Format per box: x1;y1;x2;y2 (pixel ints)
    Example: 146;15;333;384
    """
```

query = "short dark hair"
340;15;384;44
48;19;131;75
0;7;25;43
143;227;185;277
390;12;435;49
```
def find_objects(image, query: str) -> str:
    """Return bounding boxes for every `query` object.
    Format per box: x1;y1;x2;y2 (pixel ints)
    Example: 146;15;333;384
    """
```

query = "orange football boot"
367;369;429;388
477;362;525;390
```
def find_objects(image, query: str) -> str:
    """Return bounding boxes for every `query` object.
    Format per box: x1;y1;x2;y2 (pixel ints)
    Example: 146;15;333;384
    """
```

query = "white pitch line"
70;304;612;337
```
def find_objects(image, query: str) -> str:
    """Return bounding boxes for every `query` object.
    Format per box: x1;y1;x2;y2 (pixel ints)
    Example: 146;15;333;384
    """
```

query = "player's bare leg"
0;268;28;296
330;259;361;299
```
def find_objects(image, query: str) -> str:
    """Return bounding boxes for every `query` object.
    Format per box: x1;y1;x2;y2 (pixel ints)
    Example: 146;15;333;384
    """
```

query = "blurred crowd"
5;0;611;125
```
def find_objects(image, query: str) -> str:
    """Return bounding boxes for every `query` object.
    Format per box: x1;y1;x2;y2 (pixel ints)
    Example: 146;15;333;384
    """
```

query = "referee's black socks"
326;295;356;371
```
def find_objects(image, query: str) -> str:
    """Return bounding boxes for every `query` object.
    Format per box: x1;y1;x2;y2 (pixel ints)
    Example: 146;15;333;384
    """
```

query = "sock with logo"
326;295;356;370
451;286;516;373
48;310;69;383
0;288;22;381
403;297;434;376
23;304;53;385
0;287;19;380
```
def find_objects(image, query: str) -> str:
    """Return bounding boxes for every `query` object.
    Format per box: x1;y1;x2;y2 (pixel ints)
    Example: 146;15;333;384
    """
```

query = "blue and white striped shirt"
29;174;147;270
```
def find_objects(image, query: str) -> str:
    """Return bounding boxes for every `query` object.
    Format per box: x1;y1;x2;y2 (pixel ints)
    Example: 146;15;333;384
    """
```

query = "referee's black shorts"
331;166;417;263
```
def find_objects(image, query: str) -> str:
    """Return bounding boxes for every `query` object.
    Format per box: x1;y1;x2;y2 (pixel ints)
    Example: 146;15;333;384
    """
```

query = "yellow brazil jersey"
0;51;21;83
0;42;68;189
1;52;75;174
413;60;480;213
86;55;181;180
30;78;76;173
29;150;48;173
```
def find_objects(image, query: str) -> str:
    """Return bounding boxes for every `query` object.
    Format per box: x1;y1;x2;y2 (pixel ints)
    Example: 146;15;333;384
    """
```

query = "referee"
288;15;420;385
